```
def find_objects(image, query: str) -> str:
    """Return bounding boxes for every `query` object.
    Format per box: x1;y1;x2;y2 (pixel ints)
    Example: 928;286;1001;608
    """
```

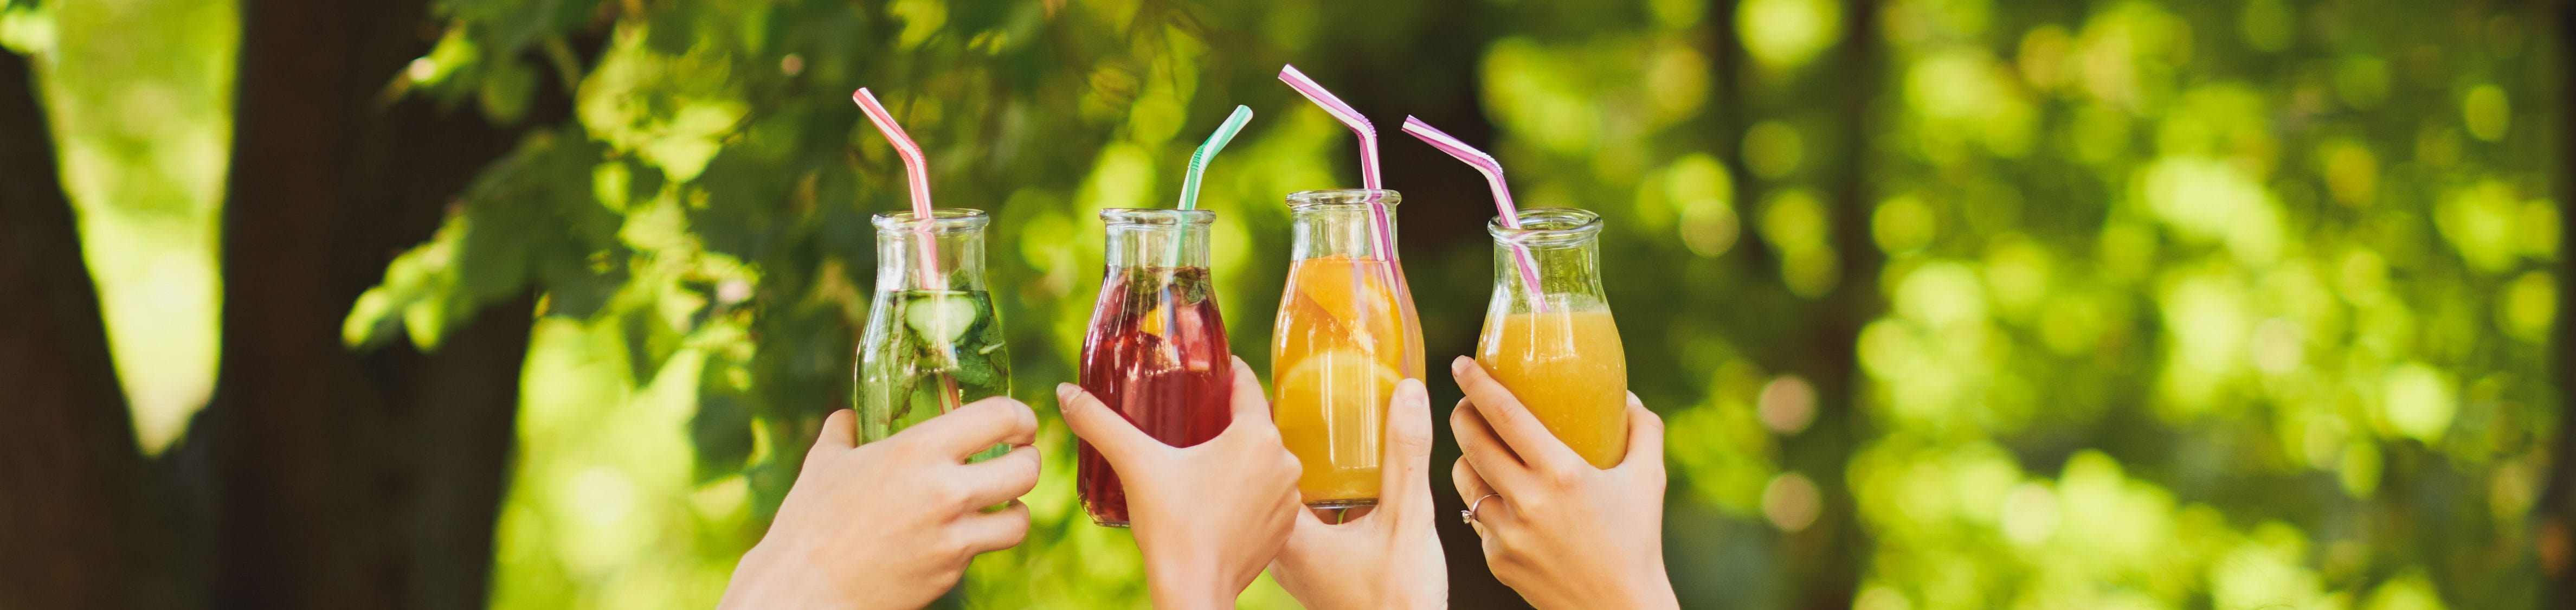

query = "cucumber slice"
903;292;982;346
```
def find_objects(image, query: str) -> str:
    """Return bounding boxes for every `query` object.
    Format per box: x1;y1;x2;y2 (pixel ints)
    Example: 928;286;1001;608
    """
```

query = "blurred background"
0;0;2566;608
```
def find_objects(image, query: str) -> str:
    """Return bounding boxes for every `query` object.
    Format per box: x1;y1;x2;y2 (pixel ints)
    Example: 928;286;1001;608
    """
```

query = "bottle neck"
1491;230;1606;312
876;226;989;292
1288;204;1401;261
1103;214;1214;269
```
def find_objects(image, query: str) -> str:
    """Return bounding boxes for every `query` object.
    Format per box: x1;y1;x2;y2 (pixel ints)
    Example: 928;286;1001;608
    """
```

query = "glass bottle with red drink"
1077;208;1233;526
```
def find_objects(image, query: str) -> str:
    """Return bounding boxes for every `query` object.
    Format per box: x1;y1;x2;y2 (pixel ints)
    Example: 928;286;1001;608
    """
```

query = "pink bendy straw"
1399;116;1547;311
852;87;962;410
851;88;944;283
1277;65;1398;262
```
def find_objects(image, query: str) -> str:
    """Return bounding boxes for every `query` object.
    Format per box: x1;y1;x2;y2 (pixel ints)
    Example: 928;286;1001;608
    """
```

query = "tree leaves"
345;129;617;351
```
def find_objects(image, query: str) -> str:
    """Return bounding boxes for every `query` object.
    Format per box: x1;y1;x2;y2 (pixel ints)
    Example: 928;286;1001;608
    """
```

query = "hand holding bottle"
719;398;1042;609
1448;357;1677;610
1267;377;1448;608
1058;356;1303;608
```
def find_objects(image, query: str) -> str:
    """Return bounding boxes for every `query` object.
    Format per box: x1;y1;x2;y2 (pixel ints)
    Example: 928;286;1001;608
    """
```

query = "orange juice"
1476;308;1628;467
1272;254;1411;506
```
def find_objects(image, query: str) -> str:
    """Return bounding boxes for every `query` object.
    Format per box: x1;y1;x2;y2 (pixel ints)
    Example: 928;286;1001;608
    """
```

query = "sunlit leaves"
2435;179;2529;274
1480;36;1708;160
1735;0;1839;71
1642;153;1739;257
2462;85;2510;143
345;129;617;350
2139;156;2285;266
1863;0;2556;606
579;28;749;183
488;318;752;610
1759;188;1839;298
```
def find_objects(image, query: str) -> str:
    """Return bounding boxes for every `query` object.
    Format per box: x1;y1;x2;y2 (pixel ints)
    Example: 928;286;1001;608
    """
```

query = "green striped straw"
1170;105;1254;265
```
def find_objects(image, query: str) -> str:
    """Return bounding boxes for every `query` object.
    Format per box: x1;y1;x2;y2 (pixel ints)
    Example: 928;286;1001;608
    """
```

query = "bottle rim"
1487;207;1602;245
1285;188;1402;210
1098;208;1216;226
872;208;990;233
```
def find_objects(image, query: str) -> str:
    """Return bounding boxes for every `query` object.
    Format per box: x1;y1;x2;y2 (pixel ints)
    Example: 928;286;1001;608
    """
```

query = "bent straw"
1178;105;1254;211
1277;65;1396;262
1172;105;1254;266
1399;116;1547;311
852;88;944;283
852;87;962;412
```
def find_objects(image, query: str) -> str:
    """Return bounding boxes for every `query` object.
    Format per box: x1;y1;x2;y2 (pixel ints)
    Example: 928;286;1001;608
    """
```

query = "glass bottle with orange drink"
1474;208;1628;467
1271;189;1426;508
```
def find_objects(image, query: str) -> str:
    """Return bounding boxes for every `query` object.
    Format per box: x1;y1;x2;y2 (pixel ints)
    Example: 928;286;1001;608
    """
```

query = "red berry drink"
1077;209;1232;526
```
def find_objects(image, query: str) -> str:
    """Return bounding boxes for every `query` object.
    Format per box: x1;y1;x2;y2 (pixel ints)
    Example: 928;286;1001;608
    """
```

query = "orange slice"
1290;256;1399;341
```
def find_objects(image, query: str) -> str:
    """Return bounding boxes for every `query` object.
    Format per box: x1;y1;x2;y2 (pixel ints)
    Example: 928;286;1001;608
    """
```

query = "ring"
1461;493;1502;524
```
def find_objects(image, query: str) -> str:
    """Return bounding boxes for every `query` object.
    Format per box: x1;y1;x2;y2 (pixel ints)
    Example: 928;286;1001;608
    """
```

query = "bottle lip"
1285;188;1402;210
873;208;990;233
1098;208;1216;226
1488;207;1602;244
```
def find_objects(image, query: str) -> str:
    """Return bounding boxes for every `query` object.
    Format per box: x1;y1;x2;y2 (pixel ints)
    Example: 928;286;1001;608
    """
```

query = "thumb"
1055;383;1157;463
1618;393;1665;472
1376;378;1435;519
804;409;856;473
1216;355;1280;440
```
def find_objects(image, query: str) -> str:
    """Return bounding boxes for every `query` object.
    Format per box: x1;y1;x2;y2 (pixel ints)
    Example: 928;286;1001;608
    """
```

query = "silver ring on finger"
1461;493;1502;524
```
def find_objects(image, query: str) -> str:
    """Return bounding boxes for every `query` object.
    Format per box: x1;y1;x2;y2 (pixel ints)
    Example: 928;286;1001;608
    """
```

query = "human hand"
1267;377;1447;609
1058;356;1303;609
718;398;1041;610
1449;357;1677;610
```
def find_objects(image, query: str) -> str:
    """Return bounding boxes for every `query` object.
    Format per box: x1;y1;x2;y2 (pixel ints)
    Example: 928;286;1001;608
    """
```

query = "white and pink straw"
1400;116;1547;311
851;88;945;286
852;87;962;410
1278;65;1398;262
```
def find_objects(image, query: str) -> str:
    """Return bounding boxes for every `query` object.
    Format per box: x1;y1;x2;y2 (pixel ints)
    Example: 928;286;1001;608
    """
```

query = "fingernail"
1450;356;1471;376
1055;383;1076;402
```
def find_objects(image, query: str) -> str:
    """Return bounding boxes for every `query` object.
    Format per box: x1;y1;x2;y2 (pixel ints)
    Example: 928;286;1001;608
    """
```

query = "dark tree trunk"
1334;2;1534;607
1802;1;1882;608
0;48;159;610
204;0;558;606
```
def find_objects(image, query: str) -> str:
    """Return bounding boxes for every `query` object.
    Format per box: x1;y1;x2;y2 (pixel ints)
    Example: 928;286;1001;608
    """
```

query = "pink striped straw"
852;87;961;411
1277;65;1397;262
1400;116;1547;311
851;88;944;285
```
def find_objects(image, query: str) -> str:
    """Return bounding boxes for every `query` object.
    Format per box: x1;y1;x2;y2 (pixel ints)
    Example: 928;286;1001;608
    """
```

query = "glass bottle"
856;209;1012;459
1473;208;1628;468
1270;188;1425;508
1078;208;1233;526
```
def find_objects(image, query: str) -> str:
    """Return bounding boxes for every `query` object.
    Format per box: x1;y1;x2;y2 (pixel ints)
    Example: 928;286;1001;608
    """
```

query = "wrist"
1144;556;1237;609
1616;568;1679;610
722;543;806;608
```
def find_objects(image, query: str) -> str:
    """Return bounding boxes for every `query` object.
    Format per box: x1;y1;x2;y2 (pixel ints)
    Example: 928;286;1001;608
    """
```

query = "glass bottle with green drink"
856;208;1011;458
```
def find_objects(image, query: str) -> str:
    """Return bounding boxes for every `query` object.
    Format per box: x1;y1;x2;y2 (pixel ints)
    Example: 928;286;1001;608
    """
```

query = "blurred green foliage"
355;0;2565;607
1847;0;2562;607
22;0;2551;606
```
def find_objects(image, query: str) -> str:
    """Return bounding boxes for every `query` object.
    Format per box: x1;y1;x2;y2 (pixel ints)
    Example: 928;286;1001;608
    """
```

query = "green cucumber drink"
855;209;1012;460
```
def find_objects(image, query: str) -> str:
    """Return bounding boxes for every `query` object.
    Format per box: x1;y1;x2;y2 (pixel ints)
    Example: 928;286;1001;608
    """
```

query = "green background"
0;0;2565;608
